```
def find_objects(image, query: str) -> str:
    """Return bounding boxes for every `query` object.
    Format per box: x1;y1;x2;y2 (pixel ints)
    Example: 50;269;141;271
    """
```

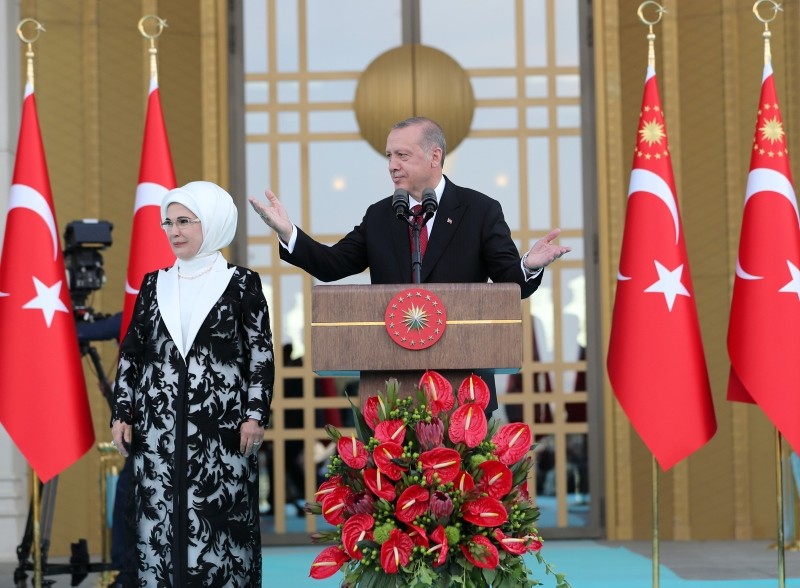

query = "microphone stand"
410;210;424;284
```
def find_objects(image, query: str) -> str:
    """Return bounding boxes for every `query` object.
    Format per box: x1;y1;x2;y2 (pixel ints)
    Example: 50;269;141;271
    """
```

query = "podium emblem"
384;288;447;350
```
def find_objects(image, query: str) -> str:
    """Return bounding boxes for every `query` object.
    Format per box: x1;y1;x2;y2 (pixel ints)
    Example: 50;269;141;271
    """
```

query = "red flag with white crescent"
607;66;717;471
0;84;95;481
119;77;176;340
728;63;800;452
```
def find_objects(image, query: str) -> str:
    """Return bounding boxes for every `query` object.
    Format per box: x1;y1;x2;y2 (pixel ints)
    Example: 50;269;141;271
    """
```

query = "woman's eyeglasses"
161;217;201;230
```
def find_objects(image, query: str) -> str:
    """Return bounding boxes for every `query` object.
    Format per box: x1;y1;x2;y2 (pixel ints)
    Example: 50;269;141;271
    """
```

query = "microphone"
420;187;437;218
392;189;410;219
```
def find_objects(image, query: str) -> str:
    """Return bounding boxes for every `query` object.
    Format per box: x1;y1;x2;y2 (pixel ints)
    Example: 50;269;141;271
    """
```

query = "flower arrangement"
307;370;570;588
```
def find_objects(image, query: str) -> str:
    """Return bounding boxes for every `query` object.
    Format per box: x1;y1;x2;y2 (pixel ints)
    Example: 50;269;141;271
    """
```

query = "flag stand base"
13;477;116;587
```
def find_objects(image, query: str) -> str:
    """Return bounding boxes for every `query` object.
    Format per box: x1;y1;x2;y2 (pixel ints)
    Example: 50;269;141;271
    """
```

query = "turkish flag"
607;66;717;471
728;63;800;452
119;77;176;341
0;84;95;482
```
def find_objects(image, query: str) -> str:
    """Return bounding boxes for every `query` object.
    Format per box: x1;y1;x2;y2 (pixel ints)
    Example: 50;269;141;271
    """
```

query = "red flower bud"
416;417;444;451
429;490;454;520
346;491;375;516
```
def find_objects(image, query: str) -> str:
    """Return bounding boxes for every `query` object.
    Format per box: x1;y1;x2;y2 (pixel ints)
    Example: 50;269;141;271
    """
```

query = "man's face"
385;125;442;199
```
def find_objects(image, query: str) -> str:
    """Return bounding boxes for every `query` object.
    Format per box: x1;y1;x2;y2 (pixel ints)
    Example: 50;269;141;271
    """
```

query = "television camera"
63;218;113;319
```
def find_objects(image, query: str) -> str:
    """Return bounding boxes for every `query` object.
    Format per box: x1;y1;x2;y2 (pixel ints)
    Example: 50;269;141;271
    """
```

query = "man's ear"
430;148;443;168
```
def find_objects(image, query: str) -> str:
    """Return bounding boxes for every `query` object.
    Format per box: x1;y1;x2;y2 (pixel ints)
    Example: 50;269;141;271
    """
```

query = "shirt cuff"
279;225;298;253
521;254;543;281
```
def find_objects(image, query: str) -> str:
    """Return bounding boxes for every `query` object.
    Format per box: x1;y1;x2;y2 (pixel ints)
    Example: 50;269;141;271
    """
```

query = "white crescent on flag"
8;183;58;261
134;181;170;214
736;167;799;280
618;168;681;282
627;168;681;245
126;181;170;296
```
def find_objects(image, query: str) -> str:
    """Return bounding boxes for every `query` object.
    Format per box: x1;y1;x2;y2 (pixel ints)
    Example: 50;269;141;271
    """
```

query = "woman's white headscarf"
161;181;238;258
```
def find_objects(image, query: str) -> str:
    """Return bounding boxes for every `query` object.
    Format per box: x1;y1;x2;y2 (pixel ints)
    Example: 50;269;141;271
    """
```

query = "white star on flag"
778;260;800;300
22;277;69;327
644;260;690;311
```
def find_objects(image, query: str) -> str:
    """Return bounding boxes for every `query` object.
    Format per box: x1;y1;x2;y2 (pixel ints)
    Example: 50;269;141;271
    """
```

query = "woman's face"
163;203;203;261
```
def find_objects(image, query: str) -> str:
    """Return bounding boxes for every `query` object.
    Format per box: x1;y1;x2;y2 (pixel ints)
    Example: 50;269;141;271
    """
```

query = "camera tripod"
13;340;118;587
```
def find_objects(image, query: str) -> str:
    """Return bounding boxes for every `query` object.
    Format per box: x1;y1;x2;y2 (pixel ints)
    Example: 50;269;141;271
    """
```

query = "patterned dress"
113;265;274;587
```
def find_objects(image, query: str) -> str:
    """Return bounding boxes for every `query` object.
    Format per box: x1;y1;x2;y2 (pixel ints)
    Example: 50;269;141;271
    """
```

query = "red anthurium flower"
476;460;513;499
419;370;454;416
405;522;429;547
380;529;414;574
362;395;383;429
337;434;368;469
493;422;533;465
314;475;343;502
373;442;406;481
395;484;429;523
419;447;461;485
321;486;352;526
428;525;449;567
342;514;375;560
374;419;406;445
457;374;490;410
527;535;543;552
492;528;528;555
461;496;508;527
363;467;396;501
309;545;350;579
448;403;488;448
454;470;475;493
460;535;499;569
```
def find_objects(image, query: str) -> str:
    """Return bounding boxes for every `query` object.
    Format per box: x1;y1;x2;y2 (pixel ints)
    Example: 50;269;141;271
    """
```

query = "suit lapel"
421;179;463;281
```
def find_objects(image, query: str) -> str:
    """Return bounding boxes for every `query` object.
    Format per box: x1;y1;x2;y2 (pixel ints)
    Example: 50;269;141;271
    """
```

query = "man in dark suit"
249;116;569;411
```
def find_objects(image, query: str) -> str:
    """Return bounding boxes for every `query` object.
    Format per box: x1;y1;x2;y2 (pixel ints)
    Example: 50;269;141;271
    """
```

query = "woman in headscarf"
111;181;274;587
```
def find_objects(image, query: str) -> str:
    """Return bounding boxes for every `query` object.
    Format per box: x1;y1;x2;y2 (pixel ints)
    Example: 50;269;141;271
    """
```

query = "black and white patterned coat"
113;261;274;587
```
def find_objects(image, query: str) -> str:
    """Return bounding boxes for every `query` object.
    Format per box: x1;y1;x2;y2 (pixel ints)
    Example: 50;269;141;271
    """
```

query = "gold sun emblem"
760;117;785;144
639;119;666;146
402;303;428;332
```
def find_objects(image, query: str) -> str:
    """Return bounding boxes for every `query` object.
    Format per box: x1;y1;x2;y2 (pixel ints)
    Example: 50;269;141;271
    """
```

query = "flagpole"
752;3;786;585
775;430;786;587
636;4;666;587
651;457;660;588
16;20;48;588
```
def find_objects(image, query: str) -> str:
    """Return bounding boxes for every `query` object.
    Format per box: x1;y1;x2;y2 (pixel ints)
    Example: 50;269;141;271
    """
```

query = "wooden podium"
311;283;522;402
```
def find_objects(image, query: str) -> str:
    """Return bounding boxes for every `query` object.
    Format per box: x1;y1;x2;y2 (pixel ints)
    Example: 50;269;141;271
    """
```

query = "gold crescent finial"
637;2;665;69
16;18;45;44
753;0;782;25
753;0;781;66
138;15;168;40
16;18;45;89
138;15;167;82
637;1;666;27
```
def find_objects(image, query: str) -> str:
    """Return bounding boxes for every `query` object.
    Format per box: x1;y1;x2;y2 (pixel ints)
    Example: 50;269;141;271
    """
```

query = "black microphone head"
421;187;437;215
392;189;409;218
